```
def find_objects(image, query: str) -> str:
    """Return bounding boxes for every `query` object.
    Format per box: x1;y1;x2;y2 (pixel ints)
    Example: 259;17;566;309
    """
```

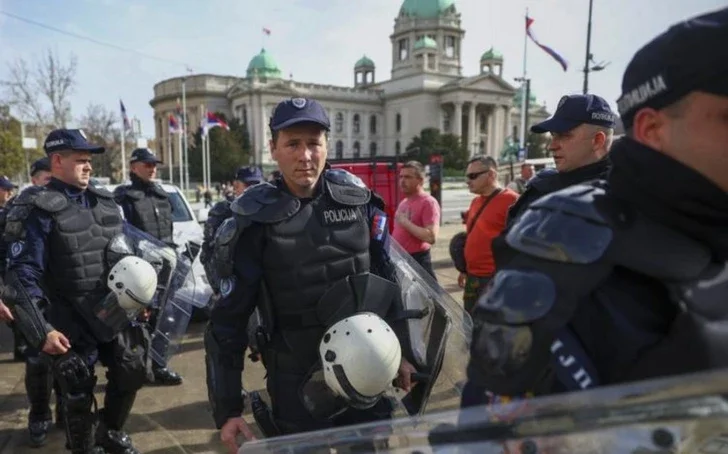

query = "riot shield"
240;367;728;454
387;239;471;418
149;238;212;367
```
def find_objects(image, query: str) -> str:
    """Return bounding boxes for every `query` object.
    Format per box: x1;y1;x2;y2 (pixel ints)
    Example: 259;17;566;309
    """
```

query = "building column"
438;105;444;132
494;105;505;159
346;111;353;156
453;102;462;143
468;103;477;157
487;106;496;158
504;104;512;145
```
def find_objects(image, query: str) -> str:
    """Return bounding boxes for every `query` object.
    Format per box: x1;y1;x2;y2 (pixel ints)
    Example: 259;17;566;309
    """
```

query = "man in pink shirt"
393;161;441;279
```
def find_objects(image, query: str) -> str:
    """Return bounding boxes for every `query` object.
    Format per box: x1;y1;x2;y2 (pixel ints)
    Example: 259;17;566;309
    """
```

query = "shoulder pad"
209;200;232;218
151;184;168;198
506;184;613;264
529;168;559;191
230;182;300;224
86;184;114;199
12;186;46;205
323;169;371;206
33;190;69;213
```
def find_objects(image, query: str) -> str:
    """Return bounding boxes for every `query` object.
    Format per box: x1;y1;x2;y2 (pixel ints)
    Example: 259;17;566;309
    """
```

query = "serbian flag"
526;16;569;71
168;114;180;134
202;112;229;135
120;100;132;131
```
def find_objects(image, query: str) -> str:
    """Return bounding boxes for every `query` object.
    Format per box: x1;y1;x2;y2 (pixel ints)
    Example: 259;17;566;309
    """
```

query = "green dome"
481;47;503;61
513;85;538;107
399;0;456;18
246;48;282;78
354;55;375;69
414;36;438;50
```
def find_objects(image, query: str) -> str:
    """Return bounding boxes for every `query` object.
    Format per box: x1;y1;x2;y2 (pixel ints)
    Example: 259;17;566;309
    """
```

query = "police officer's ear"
630;106;672;152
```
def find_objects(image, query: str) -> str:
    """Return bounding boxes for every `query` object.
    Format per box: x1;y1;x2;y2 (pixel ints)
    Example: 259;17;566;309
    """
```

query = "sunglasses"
466;170;489;180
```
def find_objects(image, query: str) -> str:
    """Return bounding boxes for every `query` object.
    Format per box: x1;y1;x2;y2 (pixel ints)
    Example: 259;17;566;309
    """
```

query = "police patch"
10;241;24;258
291;98;307;109
371;213;387;240
321;207;359;226
220;277;235;298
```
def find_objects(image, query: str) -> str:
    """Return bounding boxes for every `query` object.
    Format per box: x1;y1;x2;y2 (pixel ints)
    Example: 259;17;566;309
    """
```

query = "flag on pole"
120;100;132;132
169;114;180;134
262;27;271;36
526;16;569;71
202;112;230;135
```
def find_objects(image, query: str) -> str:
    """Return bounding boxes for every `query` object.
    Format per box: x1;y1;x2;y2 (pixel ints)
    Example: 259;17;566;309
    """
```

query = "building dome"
399;0;456;18
246;48;282;78
513;85;538;107
355;55;375;69
413;36;438;50
481;47;503;61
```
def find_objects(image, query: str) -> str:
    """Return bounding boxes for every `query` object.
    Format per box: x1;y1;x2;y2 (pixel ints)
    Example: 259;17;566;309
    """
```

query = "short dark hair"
468;156;498;170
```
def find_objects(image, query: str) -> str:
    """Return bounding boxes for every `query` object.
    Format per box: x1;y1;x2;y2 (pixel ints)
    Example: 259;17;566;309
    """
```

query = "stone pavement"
0;223;465;454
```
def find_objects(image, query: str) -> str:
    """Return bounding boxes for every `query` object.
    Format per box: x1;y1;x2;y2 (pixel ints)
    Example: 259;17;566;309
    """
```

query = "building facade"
149;0;549;168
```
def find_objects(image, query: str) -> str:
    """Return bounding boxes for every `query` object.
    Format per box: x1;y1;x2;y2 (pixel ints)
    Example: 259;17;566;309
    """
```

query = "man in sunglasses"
459;157;518;313
504;94;615;229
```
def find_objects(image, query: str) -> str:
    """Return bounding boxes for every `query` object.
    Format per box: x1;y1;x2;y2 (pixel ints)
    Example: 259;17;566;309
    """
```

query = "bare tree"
79;103;123;181
1;48;77;130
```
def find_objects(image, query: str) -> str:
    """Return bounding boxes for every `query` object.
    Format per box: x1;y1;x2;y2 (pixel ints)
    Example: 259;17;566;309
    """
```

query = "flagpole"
181;77;189;194
121;125;127;182
178;132;184;189
167;127;173;184
519;8;529;151
202;105;208;192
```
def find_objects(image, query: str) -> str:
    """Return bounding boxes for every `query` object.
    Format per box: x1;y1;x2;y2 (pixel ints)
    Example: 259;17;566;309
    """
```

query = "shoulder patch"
230;182;300;223
33;190;68;213
506;184;613;264
323;169;371;206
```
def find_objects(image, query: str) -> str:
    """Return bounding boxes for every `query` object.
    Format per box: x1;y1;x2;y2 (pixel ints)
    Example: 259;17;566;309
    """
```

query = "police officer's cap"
531;94;616;134
30;157;50;176
43;129;105;154
617;7;728;129
130;148;162;164
269;98;330;132
0;176;17;190
235;166;263;184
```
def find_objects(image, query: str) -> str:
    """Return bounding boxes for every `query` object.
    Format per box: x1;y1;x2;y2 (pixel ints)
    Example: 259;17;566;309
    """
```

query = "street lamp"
582;0;610;94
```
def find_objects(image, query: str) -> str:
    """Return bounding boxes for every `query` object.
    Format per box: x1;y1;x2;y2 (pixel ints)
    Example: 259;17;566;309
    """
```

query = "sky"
0;0;724;139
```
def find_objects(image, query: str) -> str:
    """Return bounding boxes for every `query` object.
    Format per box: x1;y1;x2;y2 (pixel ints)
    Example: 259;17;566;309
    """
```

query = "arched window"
353;141;361;158
369;142;377;157
335;140;343;159
335;113;344;133
395;113;402;133
369;115;377;134
353;114;360;134
395;141;401;156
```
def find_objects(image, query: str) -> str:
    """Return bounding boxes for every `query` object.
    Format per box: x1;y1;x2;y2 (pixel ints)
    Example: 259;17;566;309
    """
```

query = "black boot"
96;395;140;454
61;392;99;454
25;354;53;447
150;365;183;386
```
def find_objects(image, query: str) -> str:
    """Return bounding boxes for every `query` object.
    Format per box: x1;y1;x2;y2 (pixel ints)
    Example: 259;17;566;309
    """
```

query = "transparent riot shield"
240;367;728;454
149;239;213;367
387;240;472;418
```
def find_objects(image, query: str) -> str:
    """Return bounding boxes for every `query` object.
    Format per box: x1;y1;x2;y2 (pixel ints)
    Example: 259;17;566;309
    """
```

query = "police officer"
200;165;263;285
0;157;62;446
504;94;615;229
466;7;728;404
204;98;417;454
5;129;148;453
0;175;23;360
113;147;182;386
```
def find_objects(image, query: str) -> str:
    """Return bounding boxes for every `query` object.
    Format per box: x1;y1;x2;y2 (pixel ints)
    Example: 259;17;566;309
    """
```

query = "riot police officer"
467;7;728;403
204;98;417;454
0;157;62;446
5;129;149;453
200;165;263;287
504;94;615;229
113;147;182;386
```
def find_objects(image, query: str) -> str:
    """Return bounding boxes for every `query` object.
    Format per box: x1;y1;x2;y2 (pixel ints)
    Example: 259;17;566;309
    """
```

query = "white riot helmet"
319;312;402;409
107;256;158;311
